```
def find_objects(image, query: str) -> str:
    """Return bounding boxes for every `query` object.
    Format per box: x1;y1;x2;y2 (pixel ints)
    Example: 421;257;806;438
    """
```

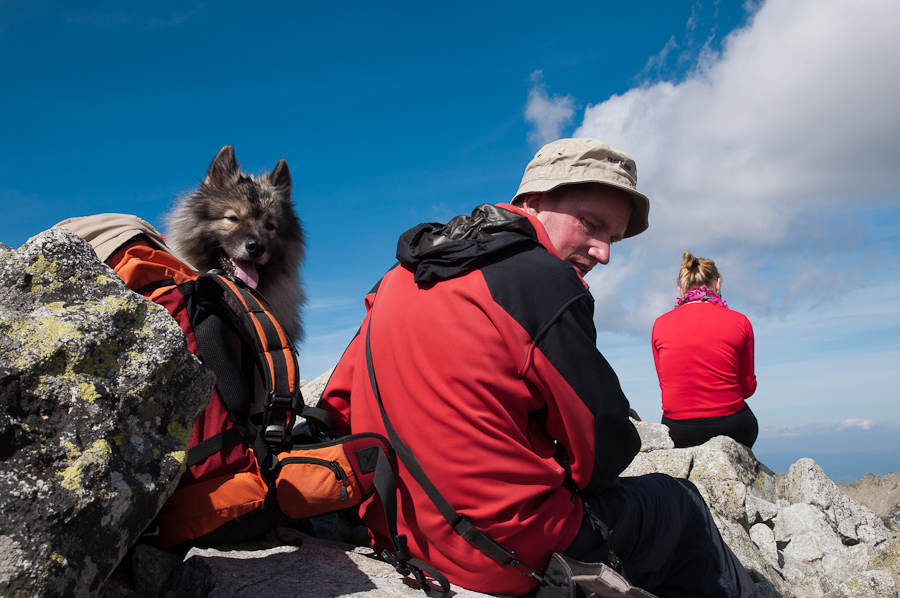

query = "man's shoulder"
481;241;586;294
478;243;593;339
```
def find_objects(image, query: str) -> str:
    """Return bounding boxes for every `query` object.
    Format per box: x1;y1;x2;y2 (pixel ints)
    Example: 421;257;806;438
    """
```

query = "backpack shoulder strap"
189;271;303;457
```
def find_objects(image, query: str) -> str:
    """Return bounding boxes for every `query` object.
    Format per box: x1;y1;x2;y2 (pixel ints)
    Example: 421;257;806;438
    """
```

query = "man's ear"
517;192;544;216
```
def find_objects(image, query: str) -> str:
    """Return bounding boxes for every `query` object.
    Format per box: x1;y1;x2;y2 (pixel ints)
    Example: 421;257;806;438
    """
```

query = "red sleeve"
739;318;757;399
317;291;377;434
651;321;663;392
316;342;355;434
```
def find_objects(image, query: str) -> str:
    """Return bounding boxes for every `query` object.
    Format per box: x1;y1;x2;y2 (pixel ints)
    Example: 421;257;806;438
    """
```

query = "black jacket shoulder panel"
481;245;640;492
480;243;594;343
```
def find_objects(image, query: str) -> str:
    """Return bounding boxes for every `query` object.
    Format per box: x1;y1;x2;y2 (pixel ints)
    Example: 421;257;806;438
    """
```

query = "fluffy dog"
165;145;306;343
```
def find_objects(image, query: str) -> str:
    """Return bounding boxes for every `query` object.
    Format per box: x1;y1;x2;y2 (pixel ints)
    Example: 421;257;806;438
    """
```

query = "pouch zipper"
279;456;350;501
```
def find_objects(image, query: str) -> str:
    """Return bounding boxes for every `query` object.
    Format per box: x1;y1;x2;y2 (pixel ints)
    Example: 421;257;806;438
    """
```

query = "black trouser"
563;474;759;598
662;404;758;449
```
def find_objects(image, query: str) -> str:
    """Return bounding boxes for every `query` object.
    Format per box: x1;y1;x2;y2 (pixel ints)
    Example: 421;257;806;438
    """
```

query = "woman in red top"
651;252;758;448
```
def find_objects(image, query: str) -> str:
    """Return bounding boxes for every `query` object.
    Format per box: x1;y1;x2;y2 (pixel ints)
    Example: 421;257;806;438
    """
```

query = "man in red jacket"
319;138;759;598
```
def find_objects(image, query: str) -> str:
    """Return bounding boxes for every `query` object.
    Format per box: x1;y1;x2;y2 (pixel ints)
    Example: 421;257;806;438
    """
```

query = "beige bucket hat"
513;137;650;238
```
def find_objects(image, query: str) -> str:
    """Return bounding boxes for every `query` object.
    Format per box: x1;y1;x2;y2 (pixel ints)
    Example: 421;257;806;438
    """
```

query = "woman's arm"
739;318;757;399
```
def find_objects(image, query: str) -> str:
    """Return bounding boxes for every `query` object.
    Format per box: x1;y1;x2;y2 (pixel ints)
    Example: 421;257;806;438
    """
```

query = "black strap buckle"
265;391;297;410
381;548;411;575
380;547;437;596
262;391;300;445
582;499;625;575
264;424;288;445
507;551;543;583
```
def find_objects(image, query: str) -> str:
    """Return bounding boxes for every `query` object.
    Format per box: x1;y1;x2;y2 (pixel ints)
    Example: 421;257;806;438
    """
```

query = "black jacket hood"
397;204;542;285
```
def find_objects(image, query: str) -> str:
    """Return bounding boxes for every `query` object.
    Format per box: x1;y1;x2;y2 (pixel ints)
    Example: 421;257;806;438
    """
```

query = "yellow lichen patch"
164;419;191;469
114;432;126;447
50;553;67;565
13;316;80;371
165;422;192;471
77;382;100;403
869;537;900;586
61;441;80;457
169;450;187;472
167;421;192;447
24;254;63;293
125;348;146;366
80;340;122;377
58;443;83;491
100;296;140;324
57;439;113;491
5;296;167;388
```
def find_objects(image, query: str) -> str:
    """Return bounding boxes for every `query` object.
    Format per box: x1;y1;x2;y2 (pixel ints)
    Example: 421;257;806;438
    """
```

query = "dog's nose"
245;239;266;258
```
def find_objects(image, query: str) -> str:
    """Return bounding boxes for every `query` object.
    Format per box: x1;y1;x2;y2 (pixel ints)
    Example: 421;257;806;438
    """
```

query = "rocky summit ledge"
130;528;496;598
1;230;899;598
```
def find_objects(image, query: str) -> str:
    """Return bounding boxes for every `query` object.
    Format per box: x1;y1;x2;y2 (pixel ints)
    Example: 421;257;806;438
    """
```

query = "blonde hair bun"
679;252;720;291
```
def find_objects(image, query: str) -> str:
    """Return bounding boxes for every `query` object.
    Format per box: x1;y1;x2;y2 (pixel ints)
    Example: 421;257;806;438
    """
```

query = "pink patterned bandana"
675;287;728;308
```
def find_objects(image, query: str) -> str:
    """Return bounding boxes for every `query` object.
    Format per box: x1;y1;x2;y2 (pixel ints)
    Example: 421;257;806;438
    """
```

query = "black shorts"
662;404;758;449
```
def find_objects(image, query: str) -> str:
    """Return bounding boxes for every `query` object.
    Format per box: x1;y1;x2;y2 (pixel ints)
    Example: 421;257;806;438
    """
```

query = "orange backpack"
54;215;401;550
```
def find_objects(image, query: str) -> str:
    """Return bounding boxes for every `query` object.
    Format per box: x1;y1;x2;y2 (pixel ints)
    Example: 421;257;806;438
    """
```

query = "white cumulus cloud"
524;71;576;148
567;0;900;335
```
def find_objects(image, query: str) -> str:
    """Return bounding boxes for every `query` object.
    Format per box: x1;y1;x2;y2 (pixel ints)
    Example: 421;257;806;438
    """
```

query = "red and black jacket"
319;203;640;596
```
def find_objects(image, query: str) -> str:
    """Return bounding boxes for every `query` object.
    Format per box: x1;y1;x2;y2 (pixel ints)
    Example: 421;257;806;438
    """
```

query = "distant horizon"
758;449;898;485
753;425;900;484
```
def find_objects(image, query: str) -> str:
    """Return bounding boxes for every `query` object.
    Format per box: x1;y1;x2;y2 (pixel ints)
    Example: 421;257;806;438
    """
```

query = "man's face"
520;183;633;277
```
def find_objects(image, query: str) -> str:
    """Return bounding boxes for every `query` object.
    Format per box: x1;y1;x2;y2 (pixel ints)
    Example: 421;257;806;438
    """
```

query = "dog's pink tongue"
233;260;259;289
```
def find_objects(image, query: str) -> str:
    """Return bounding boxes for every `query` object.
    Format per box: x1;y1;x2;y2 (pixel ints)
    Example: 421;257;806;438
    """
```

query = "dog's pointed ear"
205;145;239;189
271;159;291;190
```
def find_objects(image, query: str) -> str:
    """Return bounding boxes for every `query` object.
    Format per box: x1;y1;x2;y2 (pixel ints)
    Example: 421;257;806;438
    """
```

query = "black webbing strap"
186;427;244;468
368;445;450;596
193;271;302;455
135;277;178;297
364;309;542;585
298;404;336;438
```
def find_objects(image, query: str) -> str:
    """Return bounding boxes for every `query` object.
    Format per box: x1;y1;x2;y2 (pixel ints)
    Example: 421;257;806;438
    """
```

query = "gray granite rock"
749;523;779;567
839;473;900;533
632;420;674;452
783;458;892;547
839;570;898;598
300;366;334;407
0;230;214;597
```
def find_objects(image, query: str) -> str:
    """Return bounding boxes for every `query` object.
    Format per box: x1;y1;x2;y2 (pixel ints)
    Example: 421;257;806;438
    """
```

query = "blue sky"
2;0;898;483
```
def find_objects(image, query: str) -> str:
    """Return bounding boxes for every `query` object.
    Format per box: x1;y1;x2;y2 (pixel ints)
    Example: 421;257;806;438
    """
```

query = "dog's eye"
225;215;239;223
265;222;276;231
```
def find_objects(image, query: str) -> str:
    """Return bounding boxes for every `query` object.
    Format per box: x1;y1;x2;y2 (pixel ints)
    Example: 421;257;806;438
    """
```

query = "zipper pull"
330;461;350;501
